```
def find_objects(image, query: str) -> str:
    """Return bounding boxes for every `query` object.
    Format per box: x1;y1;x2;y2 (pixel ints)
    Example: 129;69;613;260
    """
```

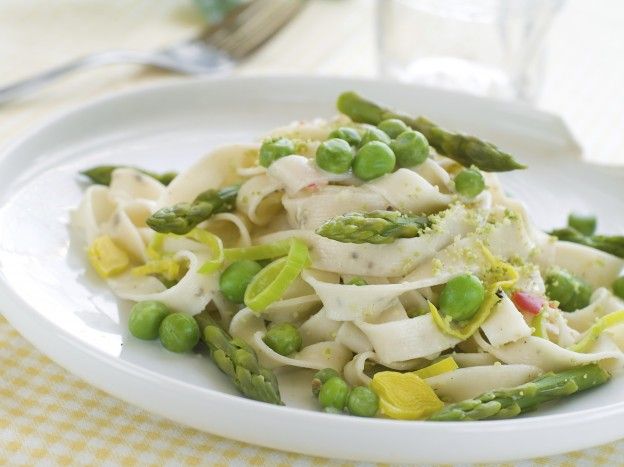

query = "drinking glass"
377;0;564;101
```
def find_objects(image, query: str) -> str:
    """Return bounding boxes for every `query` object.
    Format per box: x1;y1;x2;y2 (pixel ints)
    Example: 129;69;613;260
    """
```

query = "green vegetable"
390;130;429;167
319;376;350;410
244;239;310;312
429;364;610;421
549;227;624;259
378;118;409;138
336;91;386;125
439;274;486;321
545;268;592;312
352;141;396;181
347;277;368;286
159;312;201;353
259;137;296;167
430;251;518;339
315;138;354;174
569;310;624;352
224;239;292;262
195;311;282;405
188;229;225;274
263;323;302;356
219;260;263;304
568;213;597;236
317;210;430;244
311;368;340;396
81;166;177;186
612;277;624;300
128;301;171;340
454;167;485;198
336;91;526;172
146;185;239;235
532;312;547;339
346;386;379;417
328;127;361;146
360;127;392;146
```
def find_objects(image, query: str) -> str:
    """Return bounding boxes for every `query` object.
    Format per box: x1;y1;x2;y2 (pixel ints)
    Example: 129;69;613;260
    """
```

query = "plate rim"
0;75;622;463
0;75;584;164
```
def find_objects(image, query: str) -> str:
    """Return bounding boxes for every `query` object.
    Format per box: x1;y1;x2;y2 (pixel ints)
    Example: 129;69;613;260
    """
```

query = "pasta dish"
73;92;624;421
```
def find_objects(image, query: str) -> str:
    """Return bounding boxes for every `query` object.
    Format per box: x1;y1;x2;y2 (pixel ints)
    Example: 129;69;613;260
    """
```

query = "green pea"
328;127;361;146
454;167;485;198
390;130;429;167
316;138;354;174
353;141;396;181
319;376;350;410
314;368;340;384
263;323;302;356
159;312;200;353
347;277;368;286
360;127;391;146
219;260;263;304
612;277;624;300
312;368;340;396
568;213;597;236
545;268;592;312
259;137;295;167
346;386;379;417
128;300;170;340
377;118;409;139
439;274;485;321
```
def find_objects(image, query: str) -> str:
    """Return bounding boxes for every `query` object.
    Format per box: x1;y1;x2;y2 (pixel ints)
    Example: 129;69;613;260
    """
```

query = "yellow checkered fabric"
2;1;624;465
1;315;622;465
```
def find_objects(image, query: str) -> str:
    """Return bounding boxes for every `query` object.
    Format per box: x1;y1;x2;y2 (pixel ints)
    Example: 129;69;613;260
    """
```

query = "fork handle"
0;50;183;105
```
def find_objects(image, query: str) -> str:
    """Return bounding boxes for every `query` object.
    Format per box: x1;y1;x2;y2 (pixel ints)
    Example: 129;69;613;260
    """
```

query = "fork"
0;0;304;105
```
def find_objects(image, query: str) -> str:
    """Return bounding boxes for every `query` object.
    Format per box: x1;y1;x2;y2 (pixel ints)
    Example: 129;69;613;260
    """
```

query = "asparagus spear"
316;210;430;244
429;364;609;421
195;311;283;405
146;185;239;235
336;91;526;172
81;165;177;186
550;227;624;259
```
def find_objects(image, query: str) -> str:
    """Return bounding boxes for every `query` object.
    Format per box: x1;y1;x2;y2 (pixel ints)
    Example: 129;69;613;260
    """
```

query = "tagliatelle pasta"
75;95;624;420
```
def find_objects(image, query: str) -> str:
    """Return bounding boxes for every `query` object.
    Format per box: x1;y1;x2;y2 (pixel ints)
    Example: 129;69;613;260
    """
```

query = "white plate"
0;77;623;464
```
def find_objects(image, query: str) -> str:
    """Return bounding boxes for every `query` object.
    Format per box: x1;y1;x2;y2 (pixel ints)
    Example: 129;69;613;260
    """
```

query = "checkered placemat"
2;316;621;465
3;315;623;466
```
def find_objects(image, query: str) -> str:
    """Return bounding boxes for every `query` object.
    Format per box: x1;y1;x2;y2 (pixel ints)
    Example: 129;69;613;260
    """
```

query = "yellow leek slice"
185;229;224;274
145;229;223;274
131;258;184;282
413;356;459;379
146;233;167;260
87;236;130;278
371;371;444;420
568;309;624;353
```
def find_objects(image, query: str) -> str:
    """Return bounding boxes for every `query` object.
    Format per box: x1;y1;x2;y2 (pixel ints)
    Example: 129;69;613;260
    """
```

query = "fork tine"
233;1;305;58
224;1;304;59
197;2;257;43
208;0;276;50
206;0;305;60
